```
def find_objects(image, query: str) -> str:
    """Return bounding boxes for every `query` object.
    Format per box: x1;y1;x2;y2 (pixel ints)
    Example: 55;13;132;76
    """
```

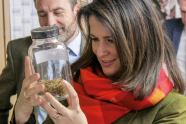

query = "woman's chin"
103;71;115;77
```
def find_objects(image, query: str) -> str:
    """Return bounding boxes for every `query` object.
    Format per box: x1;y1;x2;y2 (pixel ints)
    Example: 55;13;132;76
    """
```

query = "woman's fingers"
25;56;32;78
41;80;80;115
24;84;44;98
29;95;43;106
22;73;40;90
43;80;80;112
62;80;80;109
41;92;68;115
14;57;43;124
40;81;87;124
41;96;60;117
15;86;44;123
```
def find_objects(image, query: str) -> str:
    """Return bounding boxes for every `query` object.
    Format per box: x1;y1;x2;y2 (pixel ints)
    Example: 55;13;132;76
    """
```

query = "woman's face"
89;15;121;77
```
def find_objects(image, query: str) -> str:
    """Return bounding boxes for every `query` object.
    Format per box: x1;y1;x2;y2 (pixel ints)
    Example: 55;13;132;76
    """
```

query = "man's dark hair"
34;0;77;9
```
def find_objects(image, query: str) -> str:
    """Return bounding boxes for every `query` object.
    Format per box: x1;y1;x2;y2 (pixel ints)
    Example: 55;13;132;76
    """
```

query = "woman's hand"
15;56;45;124
41;80;88;124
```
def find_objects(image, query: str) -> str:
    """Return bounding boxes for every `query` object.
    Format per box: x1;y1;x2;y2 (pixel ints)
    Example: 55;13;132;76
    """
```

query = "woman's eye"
107;39;113;43
91;38;99;42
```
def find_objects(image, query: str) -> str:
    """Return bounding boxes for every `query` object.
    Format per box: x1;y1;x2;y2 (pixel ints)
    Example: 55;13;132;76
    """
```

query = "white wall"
88;0;93;3
176;1;181;18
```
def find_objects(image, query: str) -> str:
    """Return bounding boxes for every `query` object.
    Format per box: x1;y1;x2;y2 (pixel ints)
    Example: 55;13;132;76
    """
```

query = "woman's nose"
96;42;109;57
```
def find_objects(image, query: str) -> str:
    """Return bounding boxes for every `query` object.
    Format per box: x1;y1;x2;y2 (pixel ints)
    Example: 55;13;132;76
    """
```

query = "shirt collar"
184;26;186;31
67;29;81;56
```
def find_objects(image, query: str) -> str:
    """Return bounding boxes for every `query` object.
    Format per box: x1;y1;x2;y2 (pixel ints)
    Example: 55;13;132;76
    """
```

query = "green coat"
42;89;186;124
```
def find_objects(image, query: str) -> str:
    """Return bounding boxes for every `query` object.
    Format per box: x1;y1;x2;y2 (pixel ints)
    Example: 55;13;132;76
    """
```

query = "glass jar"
28;26;72;101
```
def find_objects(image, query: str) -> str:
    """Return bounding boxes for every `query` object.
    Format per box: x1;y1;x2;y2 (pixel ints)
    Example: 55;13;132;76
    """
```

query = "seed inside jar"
38;78;67;96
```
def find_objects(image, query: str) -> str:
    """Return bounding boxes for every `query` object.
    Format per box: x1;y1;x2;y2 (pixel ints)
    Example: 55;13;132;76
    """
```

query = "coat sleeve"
153;91;186;124
0;42;17;124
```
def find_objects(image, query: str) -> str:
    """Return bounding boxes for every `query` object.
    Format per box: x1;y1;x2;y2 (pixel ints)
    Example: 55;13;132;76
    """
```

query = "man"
164;0;186;95
153;0;177;20
0;0;85;123
153;0;168;19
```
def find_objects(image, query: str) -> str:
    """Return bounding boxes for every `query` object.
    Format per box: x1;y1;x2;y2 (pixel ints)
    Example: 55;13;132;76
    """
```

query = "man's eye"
55;10;63;15
40;15;46;17
38;13;46;17
55;12;62;15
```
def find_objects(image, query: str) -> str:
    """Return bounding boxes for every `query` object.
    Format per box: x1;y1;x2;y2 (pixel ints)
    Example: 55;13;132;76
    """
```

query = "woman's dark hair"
72;0;184;99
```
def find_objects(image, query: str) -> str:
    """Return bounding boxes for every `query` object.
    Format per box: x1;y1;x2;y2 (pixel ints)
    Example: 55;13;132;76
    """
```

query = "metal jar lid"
31;26;59;39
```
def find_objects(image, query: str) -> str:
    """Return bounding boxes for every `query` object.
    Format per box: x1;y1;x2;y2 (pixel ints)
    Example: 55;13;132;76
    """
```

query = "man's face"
35;0;79;44
180;0;186;26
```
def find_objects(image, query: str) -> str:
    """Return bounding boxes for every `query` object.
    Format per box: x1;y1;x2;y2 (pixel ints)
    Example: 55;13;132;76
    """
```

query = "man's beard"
58;17;77;43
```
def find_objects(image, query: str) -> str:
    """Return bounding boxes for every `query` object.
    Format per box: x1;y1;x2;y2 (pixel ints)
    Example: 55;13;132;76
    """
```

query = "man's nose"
46;14;56;26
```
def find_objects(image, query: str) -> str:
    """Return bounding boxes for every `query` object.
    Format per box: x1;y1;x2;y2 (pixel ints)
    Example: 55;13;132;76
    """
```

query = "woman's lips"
101;59;115;66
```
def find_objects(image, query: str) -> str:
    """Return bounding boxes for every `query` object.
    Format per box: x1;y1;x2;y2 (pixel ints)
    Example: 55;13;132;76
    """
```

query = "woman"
14;0;186;123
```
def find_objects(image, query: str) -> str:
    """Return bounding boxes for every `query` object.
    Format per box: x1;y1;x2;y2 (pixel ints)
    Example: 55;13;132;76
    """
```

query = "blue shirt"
38;30;82;124
68;29;82;64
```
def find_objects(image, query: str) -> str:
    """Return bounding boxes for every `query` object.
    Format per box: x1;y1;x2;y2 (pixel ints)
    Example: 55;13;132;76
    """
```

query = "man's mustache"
58;26;65;30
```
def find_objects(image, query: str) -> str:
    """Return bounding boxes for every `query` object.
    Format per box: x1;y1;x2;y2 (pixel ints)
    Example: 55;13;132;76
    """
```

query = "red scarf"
73;63;173;124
